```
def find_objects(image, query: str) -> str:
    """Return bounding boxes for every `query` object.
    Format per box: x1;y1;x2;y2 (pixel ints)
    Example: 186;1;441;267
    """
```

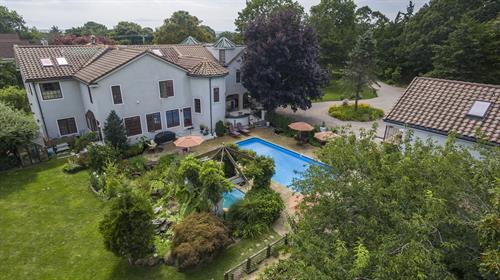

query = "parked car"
154;131;176;144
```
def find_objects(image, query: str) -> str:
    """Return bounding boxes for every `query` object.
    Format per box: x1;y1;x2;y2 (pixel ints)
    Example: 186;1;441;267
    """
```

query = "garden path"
276;82;405;138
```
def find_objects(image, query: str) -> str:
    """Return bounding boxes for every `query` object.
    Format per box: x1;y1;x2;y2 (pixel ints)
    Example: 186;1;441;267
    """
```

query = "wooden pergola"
197;144;255;193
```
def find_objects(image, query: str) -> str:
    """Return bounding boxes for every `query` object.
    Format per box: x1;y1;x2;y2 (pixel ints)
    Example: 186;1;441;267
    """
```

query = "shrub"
0;153;19;171
265;111;294;135
0;86;29;113
245;155;275;189
328;103;384;121
171;212;230;270
123;142;145;158
124;156;148;176
226;188;284;238
87;144;120;173
71;131;97;153
99;188;155;263
62;157;85;174
215;120;226;137
103;110;128;150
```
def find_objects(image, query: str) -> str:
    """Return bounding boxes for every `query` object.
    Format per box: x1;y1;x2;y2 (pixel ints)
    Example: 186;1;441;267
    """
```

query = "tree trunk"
354;89;360;111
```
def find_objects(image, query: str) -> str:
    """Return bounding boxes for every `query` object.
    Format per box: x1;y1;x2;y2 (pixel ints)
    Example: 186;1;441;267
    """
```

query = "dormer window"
40;58;53;67
467;101;491;118
152;49;163;56
219;49;226;64
56;57;68;65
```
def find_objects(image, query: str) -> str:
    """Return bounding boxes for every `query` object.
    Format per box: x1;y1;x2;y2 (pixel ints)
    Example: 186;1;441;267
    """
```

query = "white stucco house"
14;37;253;145
384;77;499;149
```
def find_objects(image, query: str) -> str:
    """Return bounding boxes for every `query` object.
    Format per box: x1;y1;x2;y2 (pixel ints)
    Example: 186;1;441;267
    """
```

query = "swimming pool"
223;188;245;209
237;137;325;187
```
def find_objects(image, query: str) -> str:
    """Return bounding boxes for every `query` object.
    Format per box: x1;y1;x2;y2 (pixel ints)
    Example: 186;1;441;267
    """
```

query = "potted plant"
199;124;206;133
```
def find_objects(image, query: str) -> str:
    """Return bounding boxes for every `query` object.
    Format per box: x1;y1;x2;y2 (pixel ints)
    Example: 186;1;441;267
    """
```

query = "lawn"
316;79;377;102
0;159;279;280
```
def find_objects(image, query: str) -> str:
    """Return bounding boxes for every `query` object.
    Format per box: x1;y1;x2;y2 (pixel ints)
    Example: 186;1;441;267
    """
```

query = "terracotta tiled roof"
188;60;228;77
385;77;500;145
15;44;228;83
15;45;107;81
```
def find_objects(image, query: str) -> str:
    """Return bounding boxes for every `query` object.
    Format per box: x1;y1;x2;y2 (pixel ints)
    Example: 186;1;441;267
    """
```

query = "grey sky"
4;0;429;32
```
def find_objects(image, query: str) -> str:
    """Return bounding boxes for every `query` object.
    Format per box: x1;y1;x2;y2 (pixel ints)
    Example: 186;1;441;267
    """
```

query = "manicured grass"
0;159;279;280
328;103;384;122
316;79;377;102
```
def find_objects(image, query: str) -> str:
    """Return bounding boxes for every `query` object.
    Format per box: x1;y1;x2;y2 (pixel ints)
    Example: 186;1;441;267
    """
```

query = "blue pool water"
222;137;326;208
237;137;325;187
223;188;245;209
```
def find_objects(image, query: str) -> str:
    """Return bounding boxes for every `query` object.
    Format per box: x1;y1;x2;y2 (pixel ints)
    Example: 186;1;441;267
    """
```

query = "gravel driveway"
276;82;405;137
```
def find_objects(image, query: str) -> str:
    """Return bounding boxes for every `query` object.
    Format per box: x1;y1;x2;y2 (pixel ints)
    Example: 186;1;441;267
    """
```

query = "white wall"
189;76;226;134
385;123;480;157
33;80;87;139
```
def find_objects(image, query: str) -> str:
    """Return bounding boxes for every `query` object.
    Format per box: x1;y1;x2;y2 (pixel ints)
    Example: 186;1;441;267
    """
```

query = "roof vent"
40;58;53;67
152;49;163;56
467;101;491;118
56;57;68;66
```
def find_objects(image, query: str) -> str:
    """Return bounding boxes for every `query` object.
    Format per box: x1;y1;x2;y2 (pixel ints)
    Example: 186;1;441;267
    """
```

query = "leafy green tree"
103;110;127;150
176;156;232;214
245;155;275;189
430;17;486;82
260;130;499;279
309;0;357;69
242;8;329;111
235;0;303;33
0;102;38;152
153;11;215;44
111;21;144;44
0;5;25;33
345;31;377;110
0;63;22;88
65;21;108;36
0;86;29;112
99;188;154;263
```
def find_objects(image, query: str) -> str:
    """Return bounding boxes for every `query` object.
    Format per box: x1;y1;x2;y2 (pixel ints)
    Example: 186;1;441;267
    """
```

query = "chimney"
90;35;96;45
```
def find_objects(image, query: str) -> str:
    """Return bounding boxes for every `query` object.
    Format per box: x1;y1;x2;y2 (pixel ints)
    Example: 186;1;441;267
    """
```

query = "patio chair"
228;124;241;137
236;123;250;135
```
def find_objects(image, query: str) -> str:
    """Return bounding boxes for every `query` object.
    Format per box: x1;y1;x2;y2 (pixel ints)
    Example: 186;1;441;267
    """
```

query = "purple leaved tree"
242;9;329;112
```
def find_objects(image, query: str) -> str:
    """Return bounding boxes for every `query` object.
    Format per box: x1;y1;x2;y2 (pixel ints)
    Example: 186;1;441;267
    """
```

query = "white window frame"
144;111;163;133
56;57;68;66
56;117;78;137
165;108;181;129
193;98;202;114
39;81;64;101
182;107;193;128
110;85;124;105
158;79;175;99
213;87;220;103
123;115;143;137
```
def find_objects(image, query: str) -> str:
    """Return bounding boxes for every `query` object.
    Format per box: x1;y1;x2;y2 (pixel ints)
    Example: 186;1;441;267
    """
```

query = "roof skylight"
56;57;68;65
40;58;53;67
152;49;163;56
467;101;491;118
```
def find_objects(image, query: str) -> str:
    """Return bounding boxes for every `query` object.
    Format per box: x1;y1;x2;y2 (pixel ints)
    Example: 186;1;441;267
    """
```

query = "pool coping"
236;137;327;167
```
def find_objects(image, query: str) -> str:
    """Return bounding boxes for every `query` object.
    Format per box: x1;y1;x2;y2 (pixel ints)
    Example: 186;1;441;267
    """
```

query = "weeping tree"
345;31;377;110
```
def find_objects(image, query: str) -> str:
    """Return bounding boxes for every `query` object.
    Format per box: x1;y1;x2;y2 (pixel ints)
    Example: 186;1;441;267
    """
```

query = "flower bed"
328;103;384;121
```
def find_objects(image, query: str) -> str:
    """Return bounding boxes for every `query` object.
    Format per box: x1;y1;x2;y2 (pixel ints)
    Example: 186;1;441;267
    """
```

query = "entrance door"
85;110;102;140
183;107;192;127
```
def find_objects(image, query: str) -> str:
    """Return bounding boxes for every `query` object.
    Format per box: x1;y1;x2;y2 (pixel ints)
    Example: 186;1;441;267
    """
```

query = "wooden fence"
223;234;289;280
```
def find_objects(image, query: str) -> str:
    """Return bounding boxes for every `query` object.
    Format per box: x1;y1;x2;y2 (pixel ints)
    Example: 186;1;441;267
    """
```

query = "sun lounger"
236;123;250;134
228;125;241;137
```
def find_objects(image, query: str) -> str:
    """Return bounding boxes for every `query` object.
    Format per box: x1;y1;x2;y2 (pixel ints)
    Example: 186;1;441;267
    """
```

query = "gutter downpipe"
31;82;49;139
209;77;213;136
